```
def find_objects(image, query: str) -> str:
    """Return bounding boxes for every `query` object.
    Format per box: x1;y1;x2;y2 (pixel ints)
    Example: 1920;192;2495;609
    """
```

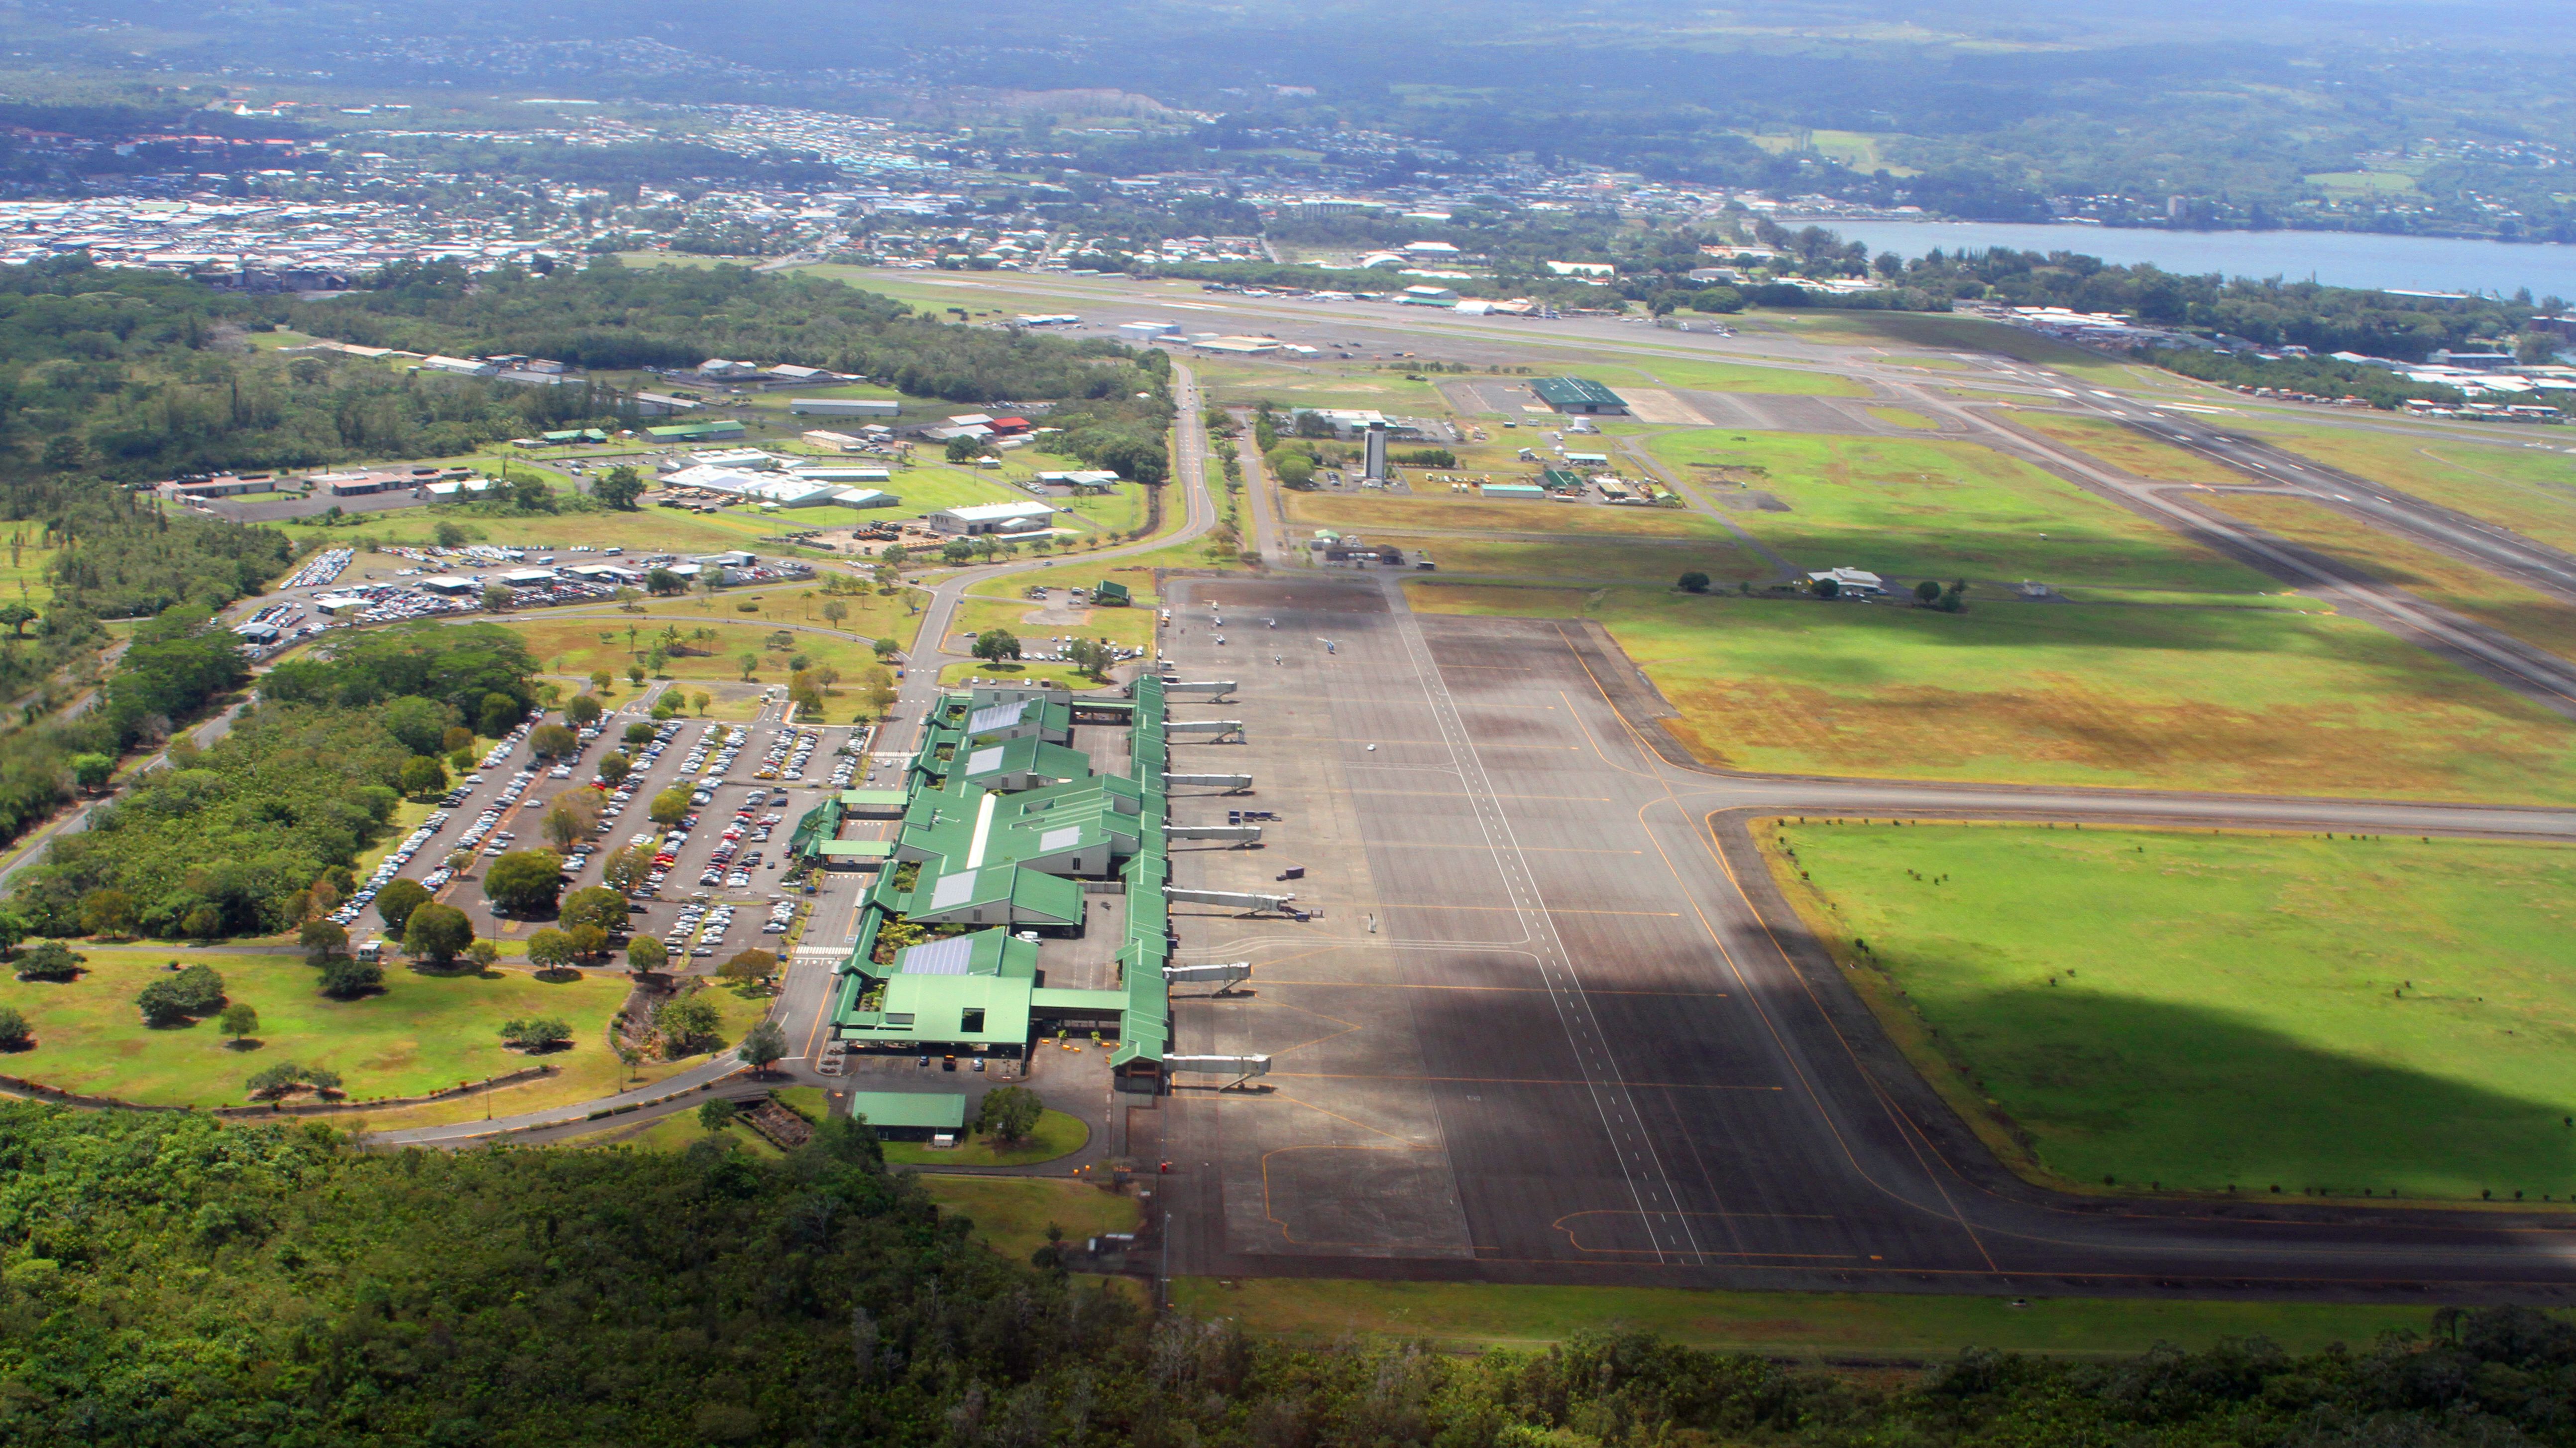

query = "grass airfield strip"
1644;429;2276;595
2206;492;2576;665
2227;417;2576;558
1999;409;2248;485
1170;1277;2436;1357
1408;583;2576;803
1768;823;2576;1204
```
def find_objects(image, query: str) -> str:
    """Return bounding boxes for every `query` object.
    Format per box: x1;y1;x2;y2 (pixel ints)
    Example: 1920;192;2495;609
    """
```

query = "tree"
650;788;691;826
944;434;986;464
1677;571;1712;594
482;585;514;613
541;795;594;850
568;923;608;960
374;878;433;939
1914;578;1943;604
400;754;448;797
500;1017;574;1050
1812;576;1840;599
622;721;657;745
597;753;632;786
656;996;722;1055
246;1061;342;1098
319;956;382;998
0;601;36;638
529;724;578;758
478;691;524;737
602;843;657;893
872;636;900;660
404;903;475;967
1271;452;1314;488
940;540;975;566
972;629;1021;663
737;653;759;680
976;1086;1043;1144
626;934;668;977
692;691;711;716
16;940;83;981
219;1002;259;1045
560;885;627;937
70;753;114;792
484;849;568;916
137;964;226;1026
0;909;28;960
79;888;137;939
526;927;576;971
719;948;778;985
594;465;646;509
566;694;604;726
739;1020;788;1074
862;668;898;721
466;939;500;971
299;919;349;965
697;1096;739;1134
0;1004;29;1050
646;567;683;596
1065;638;1115;680
820;599;849;629
433;520;471;547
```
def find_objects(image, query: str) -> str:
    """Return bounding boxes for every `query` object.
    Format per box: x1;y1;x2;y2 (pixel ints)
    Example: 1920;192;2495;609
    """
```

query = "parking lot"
345;688;871;972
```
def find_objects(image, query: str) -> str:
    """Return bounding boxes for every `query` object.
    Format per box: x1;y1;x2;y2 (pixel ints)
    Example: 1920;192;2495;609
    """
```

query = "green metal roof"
844;1091;969;1130
1540;469;1584;489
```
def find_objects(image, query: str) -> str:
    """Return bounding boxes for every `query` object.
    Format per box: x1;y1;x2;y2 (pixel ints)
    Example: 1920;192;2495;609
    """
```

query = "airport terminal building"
815;678;1180;1086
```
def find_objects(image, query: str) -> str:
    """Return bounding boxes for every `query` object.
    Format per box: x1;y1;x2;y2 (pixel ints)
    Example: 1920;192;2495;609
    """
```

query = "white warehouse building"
929;500;1059;535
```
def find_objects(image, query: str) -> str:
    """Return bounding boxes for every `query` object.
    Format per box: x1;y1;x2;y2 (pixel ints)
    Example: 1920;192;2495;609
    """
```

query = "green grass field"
1761;312;2165;387
1405;583;2576;803
1646;430;2276;594
1365;533;1768;585
2005;410;2246;484
0;948;633;1107
1771;824;2576;1202
1172;1278;2440;1358
913;1175;1139;1260
1286;489;1736;540
2233;420;2576;557
882;1107;1090;1166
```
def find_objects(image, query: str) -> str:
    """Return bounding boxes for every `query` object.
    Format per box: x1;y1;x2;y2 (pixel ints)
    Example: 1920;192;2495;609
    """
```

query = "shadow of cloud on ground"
1919;983;2576;1204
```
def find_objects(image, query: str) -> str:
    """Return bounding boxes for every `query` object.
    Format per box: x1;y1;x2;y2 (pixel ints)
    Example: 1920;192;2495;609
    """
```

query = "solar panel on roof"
965;745;1004;775
1038;826;1082;851
967;701;1028;733
899;936;974;975
928;870;979;909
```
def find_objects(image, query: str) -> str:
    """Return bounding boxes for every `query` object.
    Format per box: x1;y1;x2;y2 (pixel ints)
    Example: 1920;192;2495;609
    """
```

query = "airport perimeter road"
1144;573;2576;1297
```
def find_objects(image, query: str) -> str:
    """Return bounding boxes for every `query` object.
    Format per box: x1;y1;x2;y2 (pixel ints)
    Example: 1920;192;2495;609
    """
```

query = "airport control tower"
1362;420;1389;483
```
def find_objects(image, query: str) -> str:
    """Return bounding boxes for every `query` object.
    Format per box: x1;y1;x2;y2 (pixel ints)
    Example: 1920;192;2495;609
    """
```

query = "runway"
1147;574;2576;1297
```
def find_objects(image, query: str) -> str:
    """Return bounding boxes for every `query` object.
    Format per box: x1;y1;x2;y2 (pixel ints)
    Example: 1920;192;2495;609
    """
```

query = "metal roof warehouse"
1531;376;1630;414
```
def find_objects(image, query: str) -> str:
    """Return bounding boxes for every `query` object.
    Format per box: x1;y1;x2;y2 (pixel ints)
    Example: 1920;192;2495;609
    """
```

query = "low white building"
419;355;497;377
802;429;868;452
790;397;902;417
930;500;1058;535
1807;567;1886;597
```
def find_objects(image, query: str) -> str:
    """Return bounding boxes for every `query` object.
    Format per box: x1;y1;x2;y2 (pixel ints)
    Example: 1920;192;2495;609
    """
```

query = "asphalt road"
1151;574;2576;1296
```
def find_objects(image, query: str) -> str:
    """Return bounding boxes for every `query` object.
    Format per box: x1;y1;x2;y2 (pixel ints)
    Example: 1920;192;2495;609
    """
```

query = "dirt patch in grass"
2007;411;2245;484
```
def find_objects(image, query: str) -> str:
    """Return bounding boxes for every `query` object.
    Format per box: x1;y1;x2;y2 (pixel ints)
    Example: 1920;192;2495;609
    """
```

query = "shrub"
499;1017;574;1051
16;940;85;981
0;1003;30;1049
318;956;383;998
246;1061;343;1099
136;964;225;1025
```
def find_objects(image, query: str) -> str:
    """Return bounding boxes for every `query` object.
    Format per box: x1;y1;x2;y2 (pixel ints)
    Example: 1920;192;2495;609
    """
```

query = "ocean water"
1812;221;2576;302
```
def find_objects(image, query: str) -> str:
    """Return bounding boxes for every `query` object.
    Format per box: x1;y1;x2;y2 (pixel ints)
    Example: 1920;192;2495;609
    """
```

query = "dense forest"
0;255;624;481
12;621;534;939
287;257;1161;405
2;1100;2575;1446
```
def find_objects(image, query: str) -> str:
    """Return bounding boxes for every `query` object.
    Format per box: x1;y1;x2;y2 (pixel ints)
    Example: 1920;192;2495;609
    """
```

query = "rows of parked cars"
755;726;818;781
281;547;352;591
327;809;453;928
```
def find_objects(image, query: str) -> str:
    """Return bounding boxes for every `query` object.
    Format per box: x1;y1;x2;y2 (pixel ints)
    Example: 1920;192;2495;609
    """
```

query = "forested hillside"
11;621;533;939
1;1100;2573;1447
288;257;1155;403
